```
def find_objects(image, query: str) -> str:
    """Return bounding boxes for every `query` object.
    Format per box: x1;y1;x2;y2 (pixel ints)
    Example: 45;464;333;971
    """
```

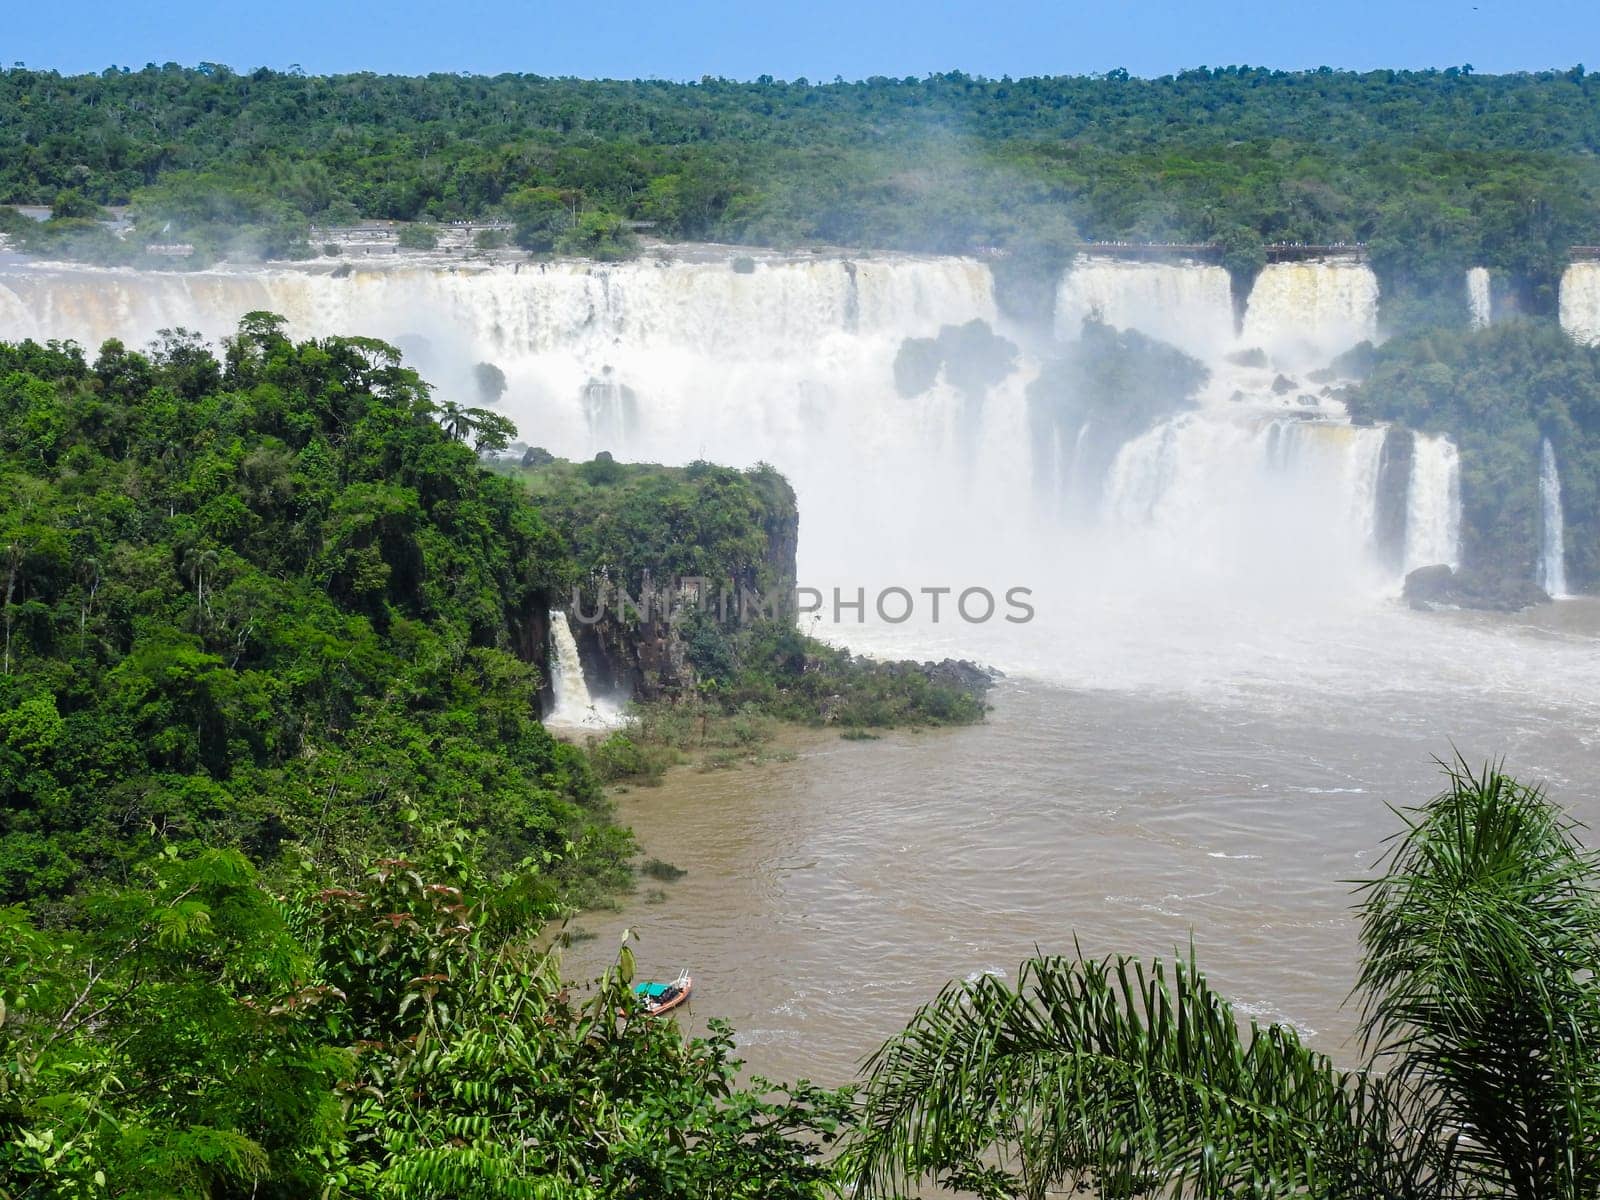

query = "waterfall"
1538;438;1569;598
6;249;1467;689
0;257;994;359
1240;260;1379;365
1560;262;1600;346
1054;258;1234;357
1104;415;1387;561
1466;267;1491;329
1403;435;1462;572
546;610;618;728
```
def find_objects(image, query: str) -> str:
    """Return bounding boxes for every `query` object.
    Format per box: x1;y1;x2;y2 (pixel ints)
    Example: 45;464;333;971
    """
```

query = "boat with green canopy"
634;969;692;1016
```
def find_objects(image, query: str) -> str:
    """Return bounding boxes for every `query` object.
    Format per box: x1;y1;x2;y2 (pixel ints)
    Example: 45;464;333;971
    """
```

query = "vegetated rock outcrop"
1403;564;1549;612
893;319;1019;401
1348;322;1598;598
505;455;799;703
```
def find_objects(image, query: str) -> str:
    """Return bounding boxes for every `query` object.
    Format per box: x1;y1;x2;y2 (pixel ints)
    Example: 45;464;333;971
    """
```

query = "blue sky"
4;0;1597;80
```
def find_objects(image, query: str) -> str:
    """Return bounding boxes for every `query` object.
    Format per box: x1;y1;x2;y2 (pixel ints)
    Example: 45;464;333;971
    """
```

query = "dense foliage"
509;456;798;601
0;320;629;903
4;65;1600;305
1347;320;1600;590
509;455;988;733
847;761;1600;1199
0;835;849;1198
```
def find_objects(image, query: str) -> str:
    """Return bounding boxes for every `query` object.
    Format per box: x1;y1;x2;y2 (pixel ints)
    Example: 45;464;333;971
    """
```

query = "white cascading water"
1467;267;1492;329
1404;435;1463;572
1241;261;1380;365
1539;438;1569;598
0;250;1467;699
1561;262;1600;346
1054;259;1234;358
1062;255;1397;587
545;610;619;728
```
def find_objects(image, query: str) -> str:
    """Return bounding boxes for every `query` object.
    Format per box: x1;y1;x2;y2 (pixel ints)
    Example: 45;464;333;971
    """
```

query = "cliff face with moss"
500;456;800;702
505;455;989;728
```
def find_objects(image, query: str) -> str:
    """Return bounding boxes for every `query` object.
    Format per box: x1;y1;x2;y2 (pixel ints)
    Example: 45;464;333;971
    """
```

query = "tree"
0;838;851;1199
49;189;101;220
845;760;1600;1199
506;187;571;253
436;399;475;442
180;544;220;631
556;210;638;261
0;850;344;1198
396;222;439;250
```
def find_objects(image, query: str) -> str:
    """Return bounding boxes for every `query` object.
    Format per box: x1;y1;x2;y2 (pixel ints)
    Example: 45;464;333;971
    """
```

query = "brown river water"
567;601;1600;1089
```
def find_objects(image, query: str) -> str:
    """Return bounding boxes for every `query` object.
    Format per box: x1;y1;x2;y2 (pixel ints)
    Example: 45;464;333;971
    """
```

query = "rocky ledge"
1403;564;1550;613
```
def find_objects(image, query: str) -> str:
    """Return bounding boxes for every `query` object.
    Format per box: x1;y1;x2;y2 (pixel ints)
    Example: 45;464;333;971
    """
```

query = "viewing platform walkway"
1065;241;1368;262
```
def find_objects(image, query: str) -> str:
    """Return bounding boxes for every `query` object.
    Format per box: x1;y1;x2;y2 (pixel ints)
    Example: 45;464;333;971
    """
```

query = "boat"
634;969;692;1016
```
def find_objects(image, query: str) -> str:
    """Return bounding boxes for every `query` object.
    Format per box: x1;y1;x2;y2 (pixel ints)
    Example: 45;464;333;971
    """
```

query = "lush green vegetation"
506;456;798;602
1347;320;1600;591
0;315;985;909
0;832;849;1198
0;320;632;904
0;313;1001;1196
3;65;1600;305
846;761;1600;1199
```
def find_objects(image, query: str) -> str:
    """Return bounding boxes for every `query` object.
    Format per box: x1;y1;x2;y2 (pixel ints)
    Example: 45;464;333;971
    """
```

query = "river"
572;598;1600;1088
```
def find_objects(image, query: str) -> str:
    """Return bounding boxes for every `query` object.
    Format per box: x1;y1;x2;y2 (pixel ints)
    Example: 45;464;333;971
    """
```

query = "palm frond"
844;947;1418;1199
1355;756;1600;1200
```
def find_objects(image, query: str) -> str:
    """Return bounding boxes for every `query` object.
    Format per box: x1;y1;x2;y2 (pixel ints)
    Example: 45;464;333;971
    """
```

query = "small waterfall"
1466;267;1491;329
546;610;619;728
1560;262;1600;346
1403;435;1462;572
581;369;639;448
1538;438;1569;597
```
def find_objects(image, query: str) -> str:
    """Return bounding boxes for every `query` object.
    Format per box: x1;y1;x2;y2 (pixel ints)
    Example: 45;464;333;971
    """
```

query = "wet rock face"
1404;564;1549;612
560;498;802;704
580;614;693;701
893;319;1019;401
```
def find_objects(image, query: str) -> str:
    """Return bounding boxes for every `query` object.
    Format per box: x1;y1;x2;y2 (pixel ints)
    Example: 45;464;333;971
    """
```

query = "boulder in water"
1271;374;1298;394
917;658;998;696
1404;564;1549;612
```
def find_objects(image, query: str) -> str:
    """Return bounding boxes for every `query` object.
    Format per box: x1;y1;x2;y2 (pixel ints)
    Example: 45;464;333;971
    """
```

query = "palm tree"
844;760;1600;1199
436;400;476;444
